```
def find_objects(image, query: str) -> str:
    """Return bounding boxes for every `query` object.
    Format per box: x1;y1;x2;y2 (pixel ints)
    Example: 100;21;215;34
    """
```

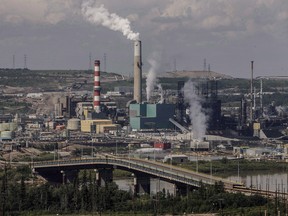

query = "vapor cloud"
146;52;161;102
183;80;207;141
81;0;140;41
157;84;164;104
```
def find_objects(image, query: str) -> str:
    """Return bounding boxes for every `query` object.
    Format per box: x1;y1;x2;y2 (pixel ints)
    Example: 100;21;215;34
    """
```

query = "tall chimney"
250;61;254;121
94;60;101;113
133;40;142;103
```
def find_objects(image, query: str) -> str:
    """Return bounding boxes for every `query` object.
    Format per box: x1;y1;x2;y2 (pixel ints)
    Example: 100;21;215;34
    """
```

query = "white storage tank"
67;118;80;130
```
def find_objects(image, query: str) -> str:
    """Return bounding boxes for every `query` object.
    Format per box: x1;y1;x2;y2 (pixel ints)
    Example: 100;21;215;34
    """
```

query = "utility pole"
173;58;177;72
103;53;107;73
89;52;92;71
24;54;27;69
12;54;15;69
238;160;240;183
260;78;263;117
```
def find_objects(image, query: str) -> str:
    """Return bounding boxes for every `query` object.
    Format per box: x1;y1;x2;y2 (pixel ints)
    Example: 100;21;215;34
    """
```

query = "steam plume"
146;52;162;102
183;80;207;140
81;1;139;41
157;84;164;104
146;52;161;102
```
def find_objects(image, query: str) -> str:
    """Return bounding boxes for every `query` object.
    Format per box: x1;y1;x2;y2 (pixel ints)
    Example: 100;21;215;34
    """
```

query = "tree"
19;176;26;211
0;166;8;216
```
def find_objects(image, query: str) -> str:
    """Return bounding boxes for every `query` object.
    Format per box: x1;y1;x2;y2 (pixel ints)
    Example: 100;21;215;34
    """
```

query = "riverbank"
180;158;288;177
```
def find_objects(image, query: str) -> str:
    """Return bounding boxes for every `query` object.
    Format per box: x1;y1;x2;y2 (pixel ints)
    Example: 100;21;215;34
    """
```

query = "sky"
0;0;287;78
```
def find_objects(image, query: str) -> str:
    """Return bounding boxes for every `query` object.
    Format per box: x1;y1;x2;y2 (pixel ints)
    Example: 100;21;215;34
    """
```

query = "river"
114;178;176;195
227;171;288;192
114;171;288;194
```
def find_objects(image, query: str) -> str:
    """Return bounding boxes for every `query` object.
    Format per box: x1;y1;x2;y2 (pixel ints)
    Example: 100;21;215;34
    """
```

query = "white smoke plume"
183;80;207;141
157;84;164;104
81;1;139;41
146;52;161;102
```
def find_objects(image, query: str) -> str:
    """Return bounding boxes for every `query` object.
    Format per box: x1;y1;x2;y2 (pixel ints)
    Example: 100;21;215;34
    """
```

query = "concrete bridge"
32;155;241;195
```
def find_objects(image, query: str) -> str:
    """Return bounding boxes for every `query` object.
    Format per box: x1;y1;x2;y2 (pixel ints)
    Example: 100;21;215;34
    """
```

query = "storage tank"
0;131;14;140
67;118;80;130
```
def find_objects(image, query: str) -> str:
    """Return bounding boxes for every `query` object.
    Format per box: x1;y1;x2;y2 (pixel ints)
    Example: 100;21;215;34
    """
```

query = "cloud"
0;0;80;25
150;0;288;40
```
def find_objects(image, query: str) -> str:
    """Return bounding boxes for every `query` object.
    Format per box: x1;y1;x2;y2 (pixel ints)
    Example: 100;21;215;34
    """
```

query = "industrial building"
80;119;119;134
163;154;189;163
175;80;222;131
129;103;175;130
0;122;17;141
128;40;177;131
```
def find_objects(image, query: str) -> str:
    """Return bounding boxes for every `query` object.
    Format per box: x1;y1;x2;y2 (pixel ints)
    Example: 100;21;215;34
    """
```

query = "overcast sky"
0;0;287;78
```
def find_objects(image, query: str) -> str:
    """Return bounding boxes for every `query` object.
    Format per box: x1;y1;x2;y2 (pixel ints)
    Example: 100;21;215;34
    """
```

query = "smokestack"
134;40;142;103
250;61;254;121
94;60;101;113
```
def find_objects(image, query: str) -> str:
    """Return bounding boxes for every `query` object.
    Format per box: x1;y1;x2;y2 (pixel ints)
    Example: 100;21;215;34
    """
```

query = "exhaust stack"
250;61;254;121
133;40;142;103
94;60;101;113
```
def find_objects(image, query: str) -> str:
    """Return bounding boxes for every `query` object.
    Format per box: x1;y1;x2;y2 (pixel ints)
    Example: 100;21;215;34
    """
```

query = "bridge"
32;155;241;195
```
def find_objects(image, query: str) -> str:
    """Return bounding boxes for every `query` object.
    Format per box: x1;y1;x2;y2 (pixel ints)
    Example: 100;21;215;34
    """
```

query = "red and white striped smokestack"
94;60;101;113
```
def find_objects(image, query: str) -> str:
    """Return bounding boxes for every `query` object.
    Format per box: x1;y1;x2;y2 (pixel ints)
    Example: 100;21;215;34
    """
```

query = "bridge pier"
63;170;79;184
36;168;79;184
134;173;150;196
97;168;113;187
174;183;194;196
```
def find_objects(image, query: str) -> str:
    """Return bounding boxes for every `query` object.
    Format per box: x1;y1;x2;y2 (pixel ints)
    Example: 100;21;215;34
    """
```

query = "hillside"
163;70;233;79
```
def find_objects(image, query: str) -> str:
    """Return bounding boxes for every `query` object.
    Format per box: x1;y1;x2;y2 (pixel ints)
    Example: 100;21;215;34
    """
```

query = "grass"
180;158;288;177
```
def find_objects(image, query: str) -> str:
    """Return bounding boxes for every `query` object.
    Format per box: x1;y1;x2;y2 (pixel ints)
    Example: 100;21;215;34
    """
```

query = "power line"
103;53;107;73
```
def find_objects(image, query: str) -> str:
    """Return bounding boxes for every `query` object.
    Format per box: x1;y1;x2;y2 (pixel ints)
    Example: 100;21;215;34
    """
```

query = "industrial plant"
2;1;288;215
0;38;288;165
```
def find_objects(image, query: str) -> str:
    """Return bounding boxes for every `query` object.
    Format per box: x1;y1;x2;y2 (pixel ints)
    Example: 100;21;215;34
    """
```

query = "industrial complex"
1;1;288;215
0;39;288;167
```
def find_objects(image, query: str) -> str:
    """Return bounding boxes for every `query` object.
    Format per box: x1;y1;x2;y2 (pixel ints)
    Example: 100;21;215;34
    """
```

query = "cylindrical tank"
1;131;13;140
67;118;80;130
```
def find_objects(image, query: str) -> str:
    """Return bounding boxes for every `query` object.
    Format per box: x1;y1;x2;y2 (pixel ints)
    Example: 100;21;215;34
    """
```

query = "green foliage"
113;169;133;178
0;166;284;215
181;159;288;176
